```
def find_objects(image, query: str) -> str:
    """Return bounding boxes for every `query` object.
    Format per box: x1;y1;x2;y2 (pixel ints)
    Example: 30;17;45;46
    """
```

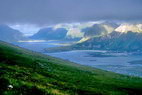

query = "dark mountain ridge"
30;27;68;40
0;25;25;42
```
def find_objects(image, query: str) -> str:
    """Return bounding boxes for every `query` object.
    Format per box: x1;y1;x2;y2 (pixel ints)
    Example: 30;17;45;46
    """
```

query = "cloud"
0;0;142;25
9;24;42;36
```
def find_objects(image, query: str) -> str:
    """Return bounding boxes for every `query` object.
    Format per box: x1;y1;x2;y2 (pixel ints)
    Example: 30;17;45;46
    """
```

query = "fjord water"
14;41;142;77
47;50;142;77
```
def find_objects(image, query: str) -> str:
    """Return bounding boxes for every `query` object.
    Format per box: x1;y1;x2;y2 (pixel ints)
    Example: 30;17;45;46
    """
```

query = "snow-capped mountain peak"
115;24;142;33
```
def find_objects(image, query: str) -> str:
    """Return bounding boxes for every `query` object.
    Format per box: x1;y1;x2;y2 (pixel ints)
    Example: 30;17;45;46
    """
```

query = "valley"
1;0;142;94
1;41;142;95
14;41;142;77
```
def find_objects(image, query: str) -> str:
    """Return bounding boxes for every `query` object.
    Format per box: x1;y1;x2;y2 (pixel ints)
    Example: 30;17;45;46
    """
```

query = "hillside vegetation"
0;41;142;95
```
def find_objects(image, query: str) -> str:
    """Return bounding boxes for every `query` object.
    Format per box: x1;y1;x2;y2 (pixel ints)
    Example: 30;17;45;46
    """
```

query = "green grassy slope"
0;41;142;95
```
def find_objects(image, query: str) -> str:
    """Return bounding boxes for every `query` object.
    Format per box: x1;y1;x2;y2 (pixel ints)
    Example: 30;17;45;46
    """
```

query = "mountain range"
76;23;142;52
44;23;142;53
1;22;142;52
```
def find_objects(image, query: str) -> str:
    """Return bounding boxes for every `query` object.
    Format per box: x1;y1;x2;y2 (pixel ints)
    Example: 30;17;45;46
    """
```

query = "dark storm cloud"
0;0;142;25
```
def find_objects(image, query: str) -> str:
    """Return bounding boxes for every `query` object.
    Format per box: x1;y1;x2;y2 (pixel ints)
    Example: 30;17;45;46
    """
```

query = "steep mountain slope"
30;27;68;40
0;25;25;42
1;41;142;95
78;22;118;43
77;31;142;52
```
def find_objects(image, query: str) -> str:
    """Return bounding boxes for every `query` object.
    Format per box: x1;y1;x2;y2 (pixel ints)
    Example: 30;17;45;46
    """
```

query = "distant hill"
30;27;68;40
0;25;25;42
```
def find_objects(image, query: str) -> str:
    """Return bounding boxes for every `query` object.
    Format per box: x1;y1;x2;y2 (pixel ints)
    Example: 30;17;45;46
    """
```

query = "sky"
0;0;142;25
